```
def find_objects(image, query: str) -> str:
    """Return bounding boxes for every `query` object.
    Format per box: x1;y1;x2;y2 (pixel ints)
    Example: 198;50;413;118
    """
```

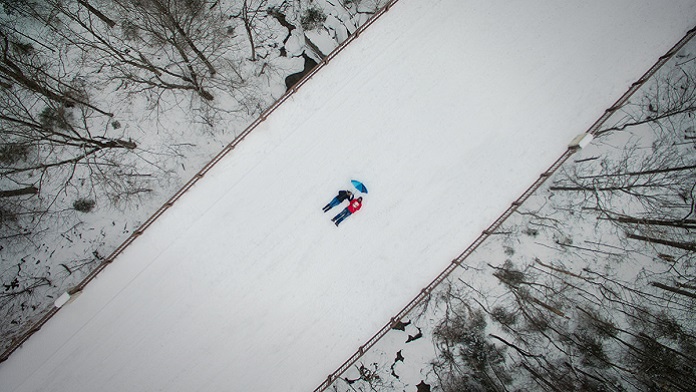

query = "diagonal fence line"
0;0;403;363
311;22;696;392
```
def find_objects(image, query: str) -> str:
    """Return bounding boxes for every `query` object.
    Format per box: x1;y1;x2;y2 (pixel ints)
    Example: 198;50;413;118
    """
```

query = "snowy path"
1;1;695;391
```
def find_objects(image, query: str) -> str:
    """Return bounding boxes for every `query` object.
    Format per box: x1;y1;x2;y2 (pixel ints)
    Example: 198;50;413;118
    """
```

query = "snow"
1;1;695;391
569;132;594;149
53;292;71;308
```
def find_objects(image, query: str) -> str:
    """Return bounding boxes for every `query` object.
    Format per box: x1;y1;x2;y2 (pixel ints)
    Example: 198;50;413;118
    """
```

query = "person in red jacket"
331;197;362;226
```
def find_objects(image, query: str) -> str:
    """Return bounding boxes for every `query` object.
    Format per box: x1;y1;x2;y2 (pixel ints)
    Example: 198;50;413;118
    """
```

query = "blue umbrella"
351;179;368;194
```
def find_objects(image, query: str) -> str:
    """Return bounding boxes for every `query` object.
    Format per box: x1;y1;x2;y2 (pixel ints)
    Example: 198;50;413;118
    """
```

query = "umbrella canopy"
351;179;368;194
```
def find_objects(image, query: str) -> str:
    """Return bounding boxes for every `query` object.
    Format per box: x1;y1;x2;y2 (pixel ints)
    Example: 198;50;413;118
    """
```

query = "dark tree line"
0;0;235;351
550;58;696;285
1;0;386;357
425;52;696;392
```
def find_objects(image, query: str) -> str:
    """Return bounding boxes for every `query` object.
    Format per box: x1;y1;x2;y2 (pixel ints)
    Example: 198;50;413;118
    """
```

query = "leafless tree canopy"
422;52;696;392
0;0;389;357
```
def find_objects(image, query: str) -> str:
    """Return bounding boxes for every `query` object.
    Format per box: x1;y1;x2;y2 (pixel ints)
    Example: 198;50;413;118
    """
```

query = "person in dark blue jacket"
322;190;353;213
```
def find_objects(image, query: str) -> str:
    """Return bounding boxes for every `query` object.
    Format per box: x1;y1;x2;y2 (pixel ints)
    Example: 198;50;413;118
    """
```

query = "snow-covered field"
1;1;695;391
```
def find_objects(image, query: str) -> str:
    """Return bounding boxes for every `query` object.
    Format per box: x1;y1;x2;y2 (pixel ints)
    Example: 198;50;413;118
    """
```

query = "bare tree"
28;0;238;102
550;59;696;282
430;282;511;392
0;24;139;213
232;0;270;61
0;27;112;116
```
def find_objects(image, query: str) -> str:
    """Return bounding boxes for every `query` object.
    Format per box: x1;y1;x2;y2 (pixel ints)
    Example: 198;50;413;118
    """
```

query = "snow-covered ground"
1;1;695;391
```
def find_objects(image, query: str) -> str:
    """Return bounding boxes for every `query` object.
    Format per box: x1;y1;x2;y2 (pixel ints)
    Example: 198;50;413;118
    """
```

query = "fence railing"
311;22;696;392
0;0;403;364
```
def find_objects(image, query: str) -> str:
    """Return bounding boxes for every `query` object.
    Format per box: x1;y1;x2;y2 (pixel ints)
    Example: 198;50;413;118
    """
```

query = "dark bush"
300;7;326;30
0;144;30;164
0;206;18;223
12;41;33;55
492;261;526;287
578;308;617;339
39;106;70;130
491;306;517;326
121;19;139;40
73;198;96;213
576;333;610;368
522;227;539;237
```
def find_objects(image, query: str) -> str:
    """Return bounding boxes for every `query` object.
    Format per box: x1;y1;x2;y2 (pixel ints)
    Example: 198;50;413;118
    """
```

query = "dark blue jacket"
337;190;353;202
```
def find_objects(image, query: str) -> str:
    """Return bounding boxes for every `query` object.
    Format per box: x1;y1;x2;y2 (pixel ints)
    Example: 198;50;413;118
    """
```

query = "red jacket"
348;198;362;213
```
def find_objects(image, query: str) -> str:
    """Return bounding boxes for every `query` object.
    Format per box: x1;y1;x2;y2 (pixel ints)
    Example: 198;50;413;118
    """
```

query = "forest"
0;0;387;356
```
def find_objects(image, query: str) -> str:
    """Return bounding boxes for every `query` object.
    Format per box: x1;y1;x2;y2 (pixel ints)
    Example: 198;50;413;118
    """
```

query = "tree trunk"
602;216;696;229
0;186;38;198
550;184;652;192
650;281;696;299
627;233;696;252
489;334;541;358
521;362;563;392
0;63;67;105
577;163;696;179
596;105;696;136
242;1;257;61
149;0;217;76
76;0;116;28
0;62;113;117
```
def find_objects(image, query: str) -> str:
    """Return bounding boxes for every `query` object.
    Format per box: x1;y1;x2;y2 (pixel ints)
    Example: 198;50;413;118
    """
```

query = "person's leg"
329;197;342;208
332;208;348;222
323;197;340;212
334;211;352;226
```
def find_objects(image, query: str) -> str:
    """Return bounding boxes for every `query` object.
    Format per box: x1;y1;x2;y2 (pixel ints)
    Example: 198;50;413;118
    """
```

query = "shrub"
491;306;517;326
0;206;18;223
73;198;96;213
576;333;610;368
300;7;326;30
522;227;539;237
121;19;139;41
578;308;617;339
0;144;30;164
12;41;33;55
492;261;526;287
39;106;70;130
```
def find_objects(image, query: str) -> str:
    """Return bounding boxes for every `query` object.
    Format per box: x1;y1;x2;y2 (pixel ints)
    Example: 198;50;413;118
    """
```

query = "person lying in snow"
322;190;354;213
332;197;362;226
